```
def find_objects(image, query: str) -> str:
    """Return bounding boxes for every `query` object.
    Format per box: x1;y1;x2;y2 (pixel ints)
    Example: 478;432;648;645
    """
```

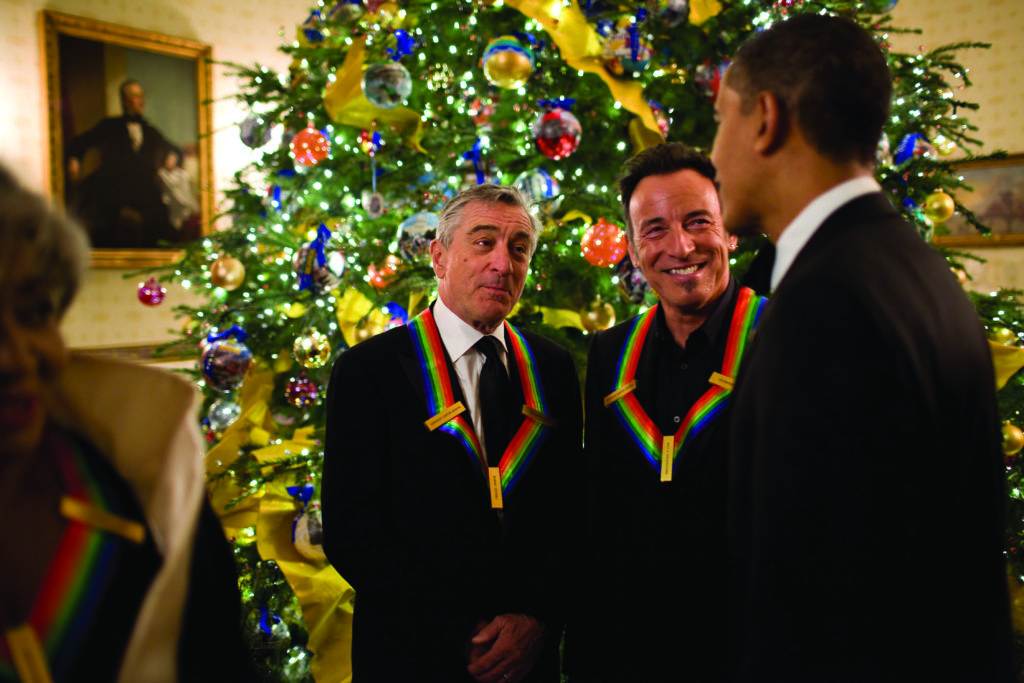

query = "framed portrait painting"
41;10;213;267
934;153;1024;247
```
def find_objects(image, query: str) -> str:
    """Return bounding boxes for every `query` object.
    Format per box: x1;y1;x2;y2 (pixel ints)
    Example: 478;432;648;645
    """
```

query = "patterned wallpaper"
1;0;1020;349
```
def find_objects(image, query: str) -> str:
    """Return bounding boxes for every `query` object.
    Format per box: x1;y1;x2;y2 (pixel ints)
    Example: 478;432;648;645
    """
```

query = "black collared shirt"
639;278;738;435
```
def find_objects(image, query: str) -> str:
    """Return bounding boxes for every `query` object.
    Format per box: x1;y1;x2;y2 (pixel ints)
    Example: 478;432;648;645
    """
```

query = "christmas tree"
144;0;1024;680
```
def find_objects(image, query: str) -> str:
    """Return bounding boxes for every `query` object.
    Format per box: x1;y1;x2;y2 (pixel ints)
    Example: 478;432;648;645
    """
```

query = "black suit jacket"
66;116;175;247
729;192;1013;681
323;318;582;682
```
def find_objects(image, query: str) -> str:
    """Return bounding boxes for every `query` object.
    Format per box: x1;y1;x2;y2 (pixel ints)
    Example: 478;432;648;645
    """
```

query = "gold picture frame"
933;153;1024;247
40;10;213;268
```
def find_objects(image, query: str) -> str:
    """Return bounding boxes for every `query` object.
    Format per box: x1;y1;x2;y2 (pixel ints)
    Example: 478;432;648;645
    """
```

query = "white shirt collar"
770;176;881;291
433;295;507;363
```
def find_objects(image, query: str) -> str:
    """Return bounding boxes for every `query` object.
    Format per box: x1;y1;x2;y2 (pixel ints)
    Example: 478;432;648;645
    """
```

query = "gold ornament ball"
581;302;616;332
210;256;246;291
293;329;332;369
922;191;955;224
1003;422;1024;457
482;37;535;89
934;136;957;156
991;327;1017;346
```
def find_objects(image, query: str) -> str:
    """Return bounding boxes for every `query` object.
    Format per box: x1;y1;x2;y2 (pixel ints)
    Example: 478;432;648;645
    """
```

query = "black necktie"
475;336;514;466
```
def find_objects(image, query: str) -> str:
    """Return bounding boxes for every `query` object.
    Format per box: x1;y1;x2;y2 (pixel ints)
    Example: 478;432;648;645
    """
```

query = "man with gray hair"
324;184;582;682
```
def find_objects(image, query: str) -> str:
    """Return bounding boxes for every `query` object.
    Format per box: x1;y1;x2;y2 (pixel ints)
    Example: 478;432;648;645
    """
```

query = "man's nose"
668;226;696;257
489;244;513;274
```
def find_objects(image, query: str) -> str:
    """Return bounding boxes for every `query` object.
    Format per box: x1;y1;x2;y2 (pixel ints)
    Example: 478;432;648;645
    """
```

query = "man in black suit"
65;79;176;248
566;143;761;682
710;14;1013;680
323;184;581;683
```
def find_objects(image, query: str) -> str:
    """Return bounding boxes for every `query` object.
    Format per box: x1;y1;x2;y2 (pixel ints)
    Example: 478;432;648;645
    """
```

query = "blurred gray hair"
0;164;90;316
436;184;540;256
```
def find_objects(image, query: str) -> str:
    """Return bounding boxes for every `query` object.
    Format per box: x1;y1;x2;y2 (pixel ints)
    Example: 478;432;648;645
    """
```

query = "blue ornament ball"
616;255;650;304
396;212;439;260
362;62;412;109
207;398;242;431
240;114;273;149
201;338;253;392
513;168;561;212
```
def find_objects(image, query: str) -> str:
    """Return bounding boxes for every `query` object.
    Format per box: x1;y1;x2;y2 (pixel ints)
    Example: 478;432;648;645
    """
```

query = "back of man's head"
728;14;891;166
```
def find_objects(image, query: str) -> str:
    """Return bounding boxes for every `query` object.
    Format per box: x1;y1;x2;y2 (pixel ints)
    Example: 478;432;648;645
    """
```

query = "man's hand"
466;613;545;683
67;157;80;182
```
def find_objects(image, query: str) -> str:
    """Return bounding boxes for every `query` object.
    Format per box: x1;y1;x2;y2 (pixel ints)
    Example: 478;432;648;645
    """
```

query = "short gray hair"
0;164;90;316
436;183;540;256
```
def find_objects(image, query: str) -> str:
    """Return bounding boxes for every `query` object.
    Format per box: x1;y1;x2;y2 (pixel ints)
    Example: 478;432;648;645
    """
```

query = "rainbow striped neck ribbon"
603;287;767;483
2;432;147;683
408;308;555;509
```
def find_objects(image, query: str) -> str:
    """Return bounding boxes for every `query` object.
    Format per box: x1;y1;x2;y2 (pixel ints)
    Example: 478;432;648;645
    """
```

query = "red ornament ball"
285;374;319;408
581;218;627;267
137;277;166;306
291;125;331;166
533;107;581;160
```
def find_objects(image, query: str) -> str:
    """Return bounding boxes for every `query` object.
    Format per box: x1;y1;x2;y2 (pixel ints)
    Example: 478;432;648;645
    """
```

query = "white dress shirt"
770;176;881;291
433;296;509;464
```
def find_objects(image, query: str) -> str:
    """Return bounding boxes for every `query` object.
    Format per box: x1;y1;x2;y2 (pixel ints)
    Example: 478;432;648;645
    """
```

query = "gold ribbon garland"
991;340;1024;390
204;363;354;682
257;482;355;683
504;0;662;137
322;35;426;152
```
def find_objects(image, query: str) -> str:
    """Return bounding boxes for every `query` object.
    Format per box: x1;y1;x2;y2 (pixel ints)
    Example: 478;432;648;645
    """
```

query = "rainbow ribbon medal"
2;436;146;683
603;287;766;482
408;309;554;509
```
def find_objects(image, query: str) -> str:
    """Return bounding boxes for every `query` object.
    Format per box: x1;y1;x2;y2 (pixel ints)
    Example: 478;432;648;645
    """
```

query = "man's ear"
754;91;787;156
727;235;738;251
429;239;447;279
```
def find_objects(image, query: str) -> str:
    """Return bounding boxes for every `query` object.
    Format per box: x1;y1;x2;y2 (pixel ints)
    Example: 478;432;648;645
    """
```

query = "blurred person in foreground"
0;165;252;682
710;13;1013;681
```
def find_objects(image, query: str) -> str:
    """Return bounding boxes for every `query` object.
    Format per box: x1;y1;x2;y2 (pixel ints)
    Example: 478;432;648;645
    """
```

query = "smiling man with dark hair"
566;142;765;682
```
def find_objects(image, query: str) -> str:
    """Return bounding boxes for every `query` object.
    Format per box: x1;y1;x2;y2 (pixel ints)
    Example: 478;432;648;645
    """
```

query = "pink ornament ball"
137;277;167;306
285;374;319;408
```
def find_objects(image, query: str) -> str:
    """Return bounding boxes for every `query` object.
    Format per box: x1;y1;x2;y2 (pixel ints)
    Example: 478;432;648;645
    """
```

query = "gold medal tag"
425;401;466;431
709;371;734;390
60;497;146;544
603;380;637;407
660;436;675;483
488;467;504;509
6;624;54;683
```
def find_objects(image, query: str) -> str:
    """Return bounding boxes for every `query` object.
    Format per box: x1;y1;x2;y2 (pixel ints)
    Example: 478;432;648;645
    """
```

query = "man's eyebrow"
639;209;713;228
466;224;500;235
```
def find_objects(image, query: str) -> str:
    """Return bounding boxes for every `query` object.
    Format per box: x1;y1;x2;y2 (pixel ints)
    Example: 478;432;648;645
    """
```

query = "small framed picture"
934;153;1024;247
40;10;213;267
